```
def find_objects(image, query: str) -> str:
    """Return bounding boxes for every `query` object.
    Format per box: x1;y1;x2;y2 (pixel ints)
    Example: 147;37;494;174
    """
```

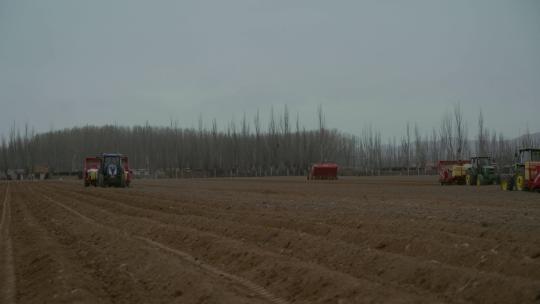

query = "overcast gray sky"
1;0;539;139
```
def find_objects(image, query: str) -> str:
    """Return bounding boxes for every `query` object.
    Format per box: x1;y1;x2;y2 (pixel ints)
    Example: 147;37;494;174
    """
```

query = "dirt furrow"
36;183;540;303
10;185;107;303
33;183;441;303
0;182;16;304
26;184;288;304
22;184;276;304
56;183;540;280
13;177;540;303
83;182;540;248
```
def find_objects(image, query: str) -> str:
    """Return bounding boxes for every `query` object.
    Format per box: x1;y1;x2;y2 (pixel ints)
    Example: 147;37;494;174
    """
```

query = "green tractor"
465;156;499;186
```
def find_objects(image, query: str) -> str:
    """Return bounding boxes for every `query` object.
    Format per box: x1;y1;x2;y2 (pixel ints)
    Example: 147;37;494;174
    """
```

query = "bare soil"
1;176;540;303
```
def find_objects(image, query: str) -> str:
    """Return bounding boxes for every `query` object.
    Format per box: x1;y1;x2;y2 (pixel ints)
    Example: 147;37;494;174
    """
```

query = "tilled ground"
1;176;540;303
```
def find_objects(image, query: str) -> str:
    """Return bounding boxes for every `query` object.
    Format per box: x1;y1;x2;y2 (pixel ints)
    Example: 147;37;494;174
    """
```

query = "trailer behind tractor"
438;160;470;185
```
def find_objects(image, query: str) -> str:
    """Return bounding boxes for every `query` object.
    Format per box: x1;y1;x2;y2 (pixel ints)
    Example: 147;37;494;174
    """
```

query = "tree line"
0;105;537;177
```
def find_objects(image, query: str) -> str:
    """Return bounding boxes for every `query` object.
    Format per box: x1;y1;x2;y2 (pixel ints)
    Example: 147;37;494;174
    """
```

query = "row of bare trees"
0;105;537;177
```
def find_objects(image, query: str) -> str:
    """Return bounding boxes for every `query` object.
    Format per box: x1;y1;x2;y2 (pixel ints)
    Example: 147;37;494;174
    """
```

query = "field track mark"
44;184;540;286
34;185;463;302
0;183;16;304
33;187;289;304
46;185;540;301
70;184;494;245
62;184;529;264
138;236;289;304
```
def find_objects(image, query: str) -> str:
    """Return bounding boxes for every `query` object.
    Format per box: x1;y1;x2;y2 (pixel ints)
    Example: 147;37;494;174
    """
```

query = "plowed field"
1;177;539;303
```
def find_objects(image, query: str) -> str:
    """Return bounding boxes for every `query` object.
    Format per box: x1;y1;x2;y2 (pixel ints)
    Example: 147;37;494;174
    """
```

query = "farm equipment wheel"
501;179;510;191
120;174;127;188
477;175;484;186
516;175;526;191
98;173;105;187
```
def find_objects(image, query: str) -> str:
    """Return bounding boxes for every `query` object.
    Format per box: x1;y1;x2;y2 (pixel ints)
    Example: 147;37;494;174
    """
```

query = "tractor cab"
517;148;540;164
470;156;496;172
103;154;122;166
471;156;493;168
101;153;123;177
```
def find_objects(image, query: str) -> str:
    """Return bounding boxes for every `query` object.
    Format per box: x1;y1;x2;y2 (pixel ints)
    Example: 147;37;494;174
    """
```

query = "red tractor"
307;163;338;180
438;160;470;185
500;148;540;192
84;153;132;187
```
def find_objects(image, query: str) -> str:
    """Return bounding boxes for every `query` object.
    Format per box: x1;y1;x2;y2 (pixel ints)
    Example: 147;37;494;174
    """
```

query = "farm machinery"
465;156;499;186
84;153;132;187
500;148;540;192
83;157;101;186
438;160;470;185
307;163;338;180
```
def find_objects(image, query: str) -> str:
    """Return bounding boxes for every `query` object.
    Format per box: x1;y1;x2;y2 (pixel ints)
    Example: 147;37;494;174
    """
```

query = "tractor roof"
312;162;338;168
101;153;123;157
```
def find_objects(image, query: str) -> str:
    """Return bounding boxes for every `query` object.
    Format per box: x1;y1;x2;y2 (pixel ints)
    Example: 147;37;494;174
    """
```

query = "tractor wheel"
120;174;126;188
516;175;526;191
98;174;104;187
466;175;477;186
500;176;514;191
477;175;484;186
501;180;510;191
467;175;477;186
